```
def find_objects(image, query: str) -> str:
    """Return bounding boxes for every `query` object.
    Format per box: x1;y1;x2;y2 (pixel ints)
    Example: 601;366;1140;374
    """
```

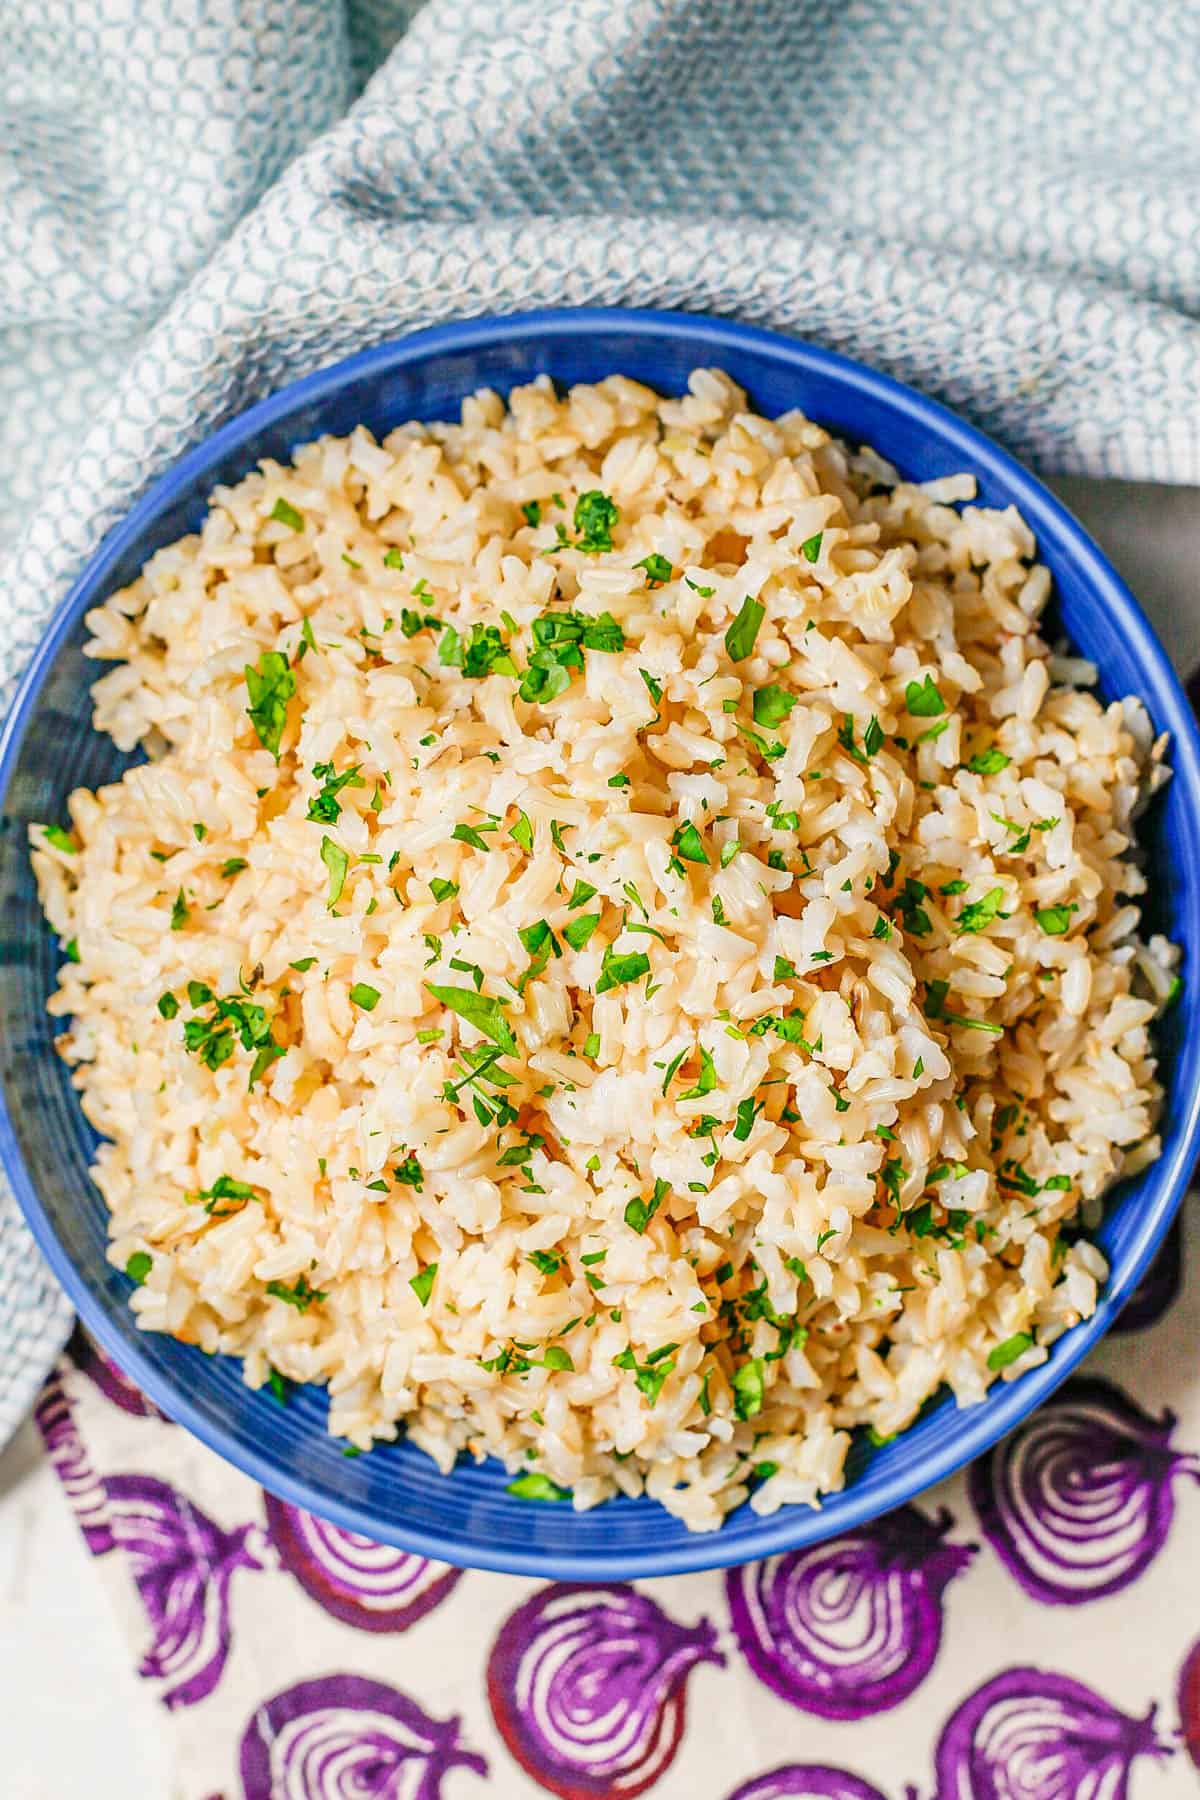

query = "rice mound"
32;369;1176;1532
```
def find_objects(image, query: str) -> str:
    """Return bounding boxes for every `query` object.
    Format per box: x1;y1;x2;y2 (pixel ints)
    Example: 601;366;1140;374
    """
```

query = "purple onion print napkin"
35;1204;1199;1799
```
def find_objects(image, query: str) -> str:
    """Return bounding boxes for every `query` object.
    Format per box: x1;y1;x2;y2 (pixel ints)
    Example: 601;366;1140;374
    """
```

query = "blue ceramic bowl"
3;309;1199;1579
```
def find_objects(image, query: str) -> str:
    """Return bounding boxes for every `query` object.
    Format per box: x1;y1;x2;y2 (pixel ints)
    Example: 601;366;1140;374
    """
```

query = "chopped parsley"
244;649;295;760
429;878;459;903
613;1343;678;1407
733;1095;762;1141
510;811;534;853
725;596;765;662
895;877;932;937
595;944;651;994
573;490;619;553
987;1331;1034;1371
991;812;1032;854
659;1047;688;1095
732;1357;765;1419
157;992;179;1020
564;913;601;951
507;1472;570;1502
40;824;76;855
924;978;1003;1035
801;531;824;563
966;747;1011;774
320;836;349;905
307;761;365;824
220;857;248;879
625;1178;669;1234
125;1251;152;1285
393;1153;424;1190
636;553;673;586
349;982;380;1011
197;1175;255;1218
266;1273;326;1313
169;890;189;931
452;822;490;852
519;608;625;703
905;675;945;717
680;1047;718;1100
269;496;304;531
753;685;797;728
1035;904;1077;935
528;1250;562;1276
838;713;884;764
671;820;708;866
425;983;517;1055
409;1264;437;1307
956;886;1009;934
521;499;542;527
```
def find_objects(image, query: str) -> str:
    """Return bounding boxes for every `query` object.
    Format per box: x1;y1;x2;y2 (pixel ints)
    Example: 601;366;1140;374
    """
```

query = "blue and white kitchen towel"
4;0;1200;1438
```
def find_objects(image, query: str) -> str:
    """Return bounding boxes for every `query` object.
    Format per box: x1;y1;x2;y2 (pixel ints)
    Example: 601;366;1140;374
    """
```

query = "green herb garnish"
595;945;651;994
905;675;945;717
409;1264;437;1307
725;596;765;662
732;1357;765;1419
987;1331;1034;1371
320;836;349;906
1035;905;1076;935
506;1472;571;1502
244;649;295;761
267;1272;326;1313
956;886;1009;934
636;553;673;587
426;983;516;1054
573;490;619;553
307;761;365;825
966;747;1011;774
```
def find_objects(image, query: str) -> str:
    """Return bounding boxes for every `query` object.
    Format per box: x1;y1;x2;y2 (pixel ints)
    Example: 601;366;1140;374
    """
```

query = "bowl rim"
3;304;1199;1578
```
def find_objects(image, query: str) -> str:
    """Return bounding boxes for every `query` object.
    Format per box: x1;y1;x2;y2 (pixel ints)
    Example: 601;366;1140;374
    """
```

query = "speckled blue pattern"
3;0;1200;1445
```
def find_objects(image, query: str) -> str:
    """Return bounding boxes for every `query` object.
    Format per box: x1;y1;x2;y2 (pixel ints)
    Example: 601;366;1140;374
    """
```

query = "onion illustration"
934;1666;1171;1799
240;1673;487;1798
968;1374;1199;1605
264;1494;462;1632
34;1369;114;1554
727;1767;888;1800
725;1505;975;1717
1112;1219;1182;1335
71;1327;167;1419
487;1583;724;1798
1179;1638;1200;1770
105;1474;268;1708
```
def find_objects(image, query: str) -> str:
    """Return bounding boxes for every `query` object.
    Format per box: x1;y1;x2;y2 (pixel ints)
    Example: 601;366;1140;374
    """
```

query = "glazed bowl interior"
3;308;1199;1579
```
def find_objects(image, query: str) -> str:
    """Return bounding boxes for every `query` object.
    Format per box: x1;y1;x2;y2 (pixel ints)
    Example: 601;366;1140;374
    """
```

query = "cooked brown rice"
31;369;1176;1530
